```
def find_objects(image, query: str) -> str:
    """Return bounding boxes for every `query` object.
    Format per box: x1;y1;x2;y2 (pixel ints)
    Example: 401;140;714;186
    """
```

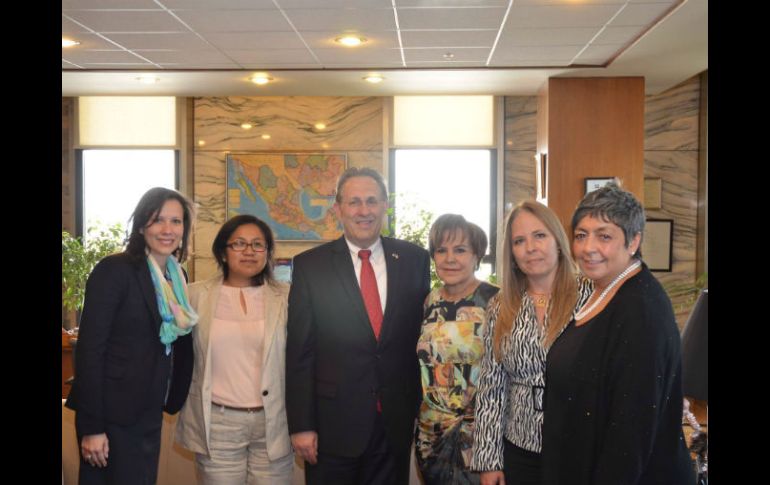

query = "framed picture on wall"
641;219;673;272
226;153;347;241
584;177;614;195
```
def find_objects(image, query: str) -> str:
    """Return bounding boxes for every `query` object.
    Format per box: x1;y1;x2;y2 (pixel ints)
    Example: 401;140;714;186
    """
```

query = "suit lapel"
262;283;281;366
331;237;376;342
380;237;401;343
136;259;162;331
196;278;220;361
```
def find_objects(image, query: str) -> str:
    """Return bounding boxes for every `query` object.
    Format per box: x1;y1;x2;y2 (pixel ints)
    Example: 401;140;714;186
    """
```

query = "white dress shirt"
344;237;387;312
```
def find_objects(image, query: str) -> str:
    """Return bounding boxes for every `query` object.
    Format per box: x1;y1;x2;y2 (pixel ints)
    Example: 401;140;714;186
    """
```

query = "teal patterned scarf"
146;254;198;355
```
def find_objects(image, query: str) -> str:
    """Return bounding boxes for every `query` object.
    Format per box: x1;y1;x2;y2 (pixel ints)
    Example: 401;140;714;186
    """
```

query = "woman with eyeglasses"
176;215;294;484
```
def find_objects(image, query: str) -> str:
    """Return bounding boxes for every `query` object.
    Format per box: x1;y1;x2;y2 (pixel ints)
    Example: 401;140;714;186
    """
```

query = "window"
390;149;496;280
78;149;177;241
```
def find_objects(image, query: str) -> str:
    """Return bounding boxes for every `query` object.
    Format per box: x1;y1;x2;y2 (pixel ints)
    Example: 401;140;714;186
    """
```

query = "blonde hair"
494;200;579;360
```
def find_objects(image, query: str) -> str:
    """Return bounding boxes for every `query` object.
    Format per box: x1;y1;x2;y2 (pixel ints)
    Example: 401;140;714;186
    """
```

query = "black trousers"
76;407;163;485
305;412;409;485
503;440;541;485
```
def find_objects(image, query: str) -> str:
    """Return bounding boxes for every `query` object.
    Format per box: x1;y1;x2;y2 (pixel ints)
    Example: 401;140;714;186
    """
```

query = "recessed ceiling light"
335;35;367;47
250;73;273;85
62;39;80;48
261;134;271;140
136;75;160;84
241;123;253;130
198;140;206;146
314;123;327;130
363;74;384;84
443;52;455;59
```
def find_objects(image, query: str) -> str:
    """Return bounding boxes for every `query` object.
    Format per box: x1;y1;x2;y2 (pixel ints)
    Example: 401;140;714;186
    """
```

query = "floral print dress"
415;281;499;485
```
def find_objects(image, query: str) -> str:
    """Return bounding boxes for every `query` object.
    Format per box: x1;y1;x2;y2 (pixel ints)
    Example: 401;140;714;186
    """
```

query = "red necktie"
358;249;383;340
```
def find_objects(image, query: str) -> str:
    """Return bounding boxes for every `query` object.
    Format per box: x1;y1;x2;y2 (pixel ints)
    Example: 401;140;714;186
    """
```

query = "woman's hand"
81;433;109;468
480;470;505;485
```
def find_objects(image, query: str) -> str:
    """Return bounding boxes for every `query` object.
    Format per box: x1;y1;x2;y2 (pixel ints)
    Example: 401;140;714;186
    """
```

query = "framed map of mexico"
226;153;347;241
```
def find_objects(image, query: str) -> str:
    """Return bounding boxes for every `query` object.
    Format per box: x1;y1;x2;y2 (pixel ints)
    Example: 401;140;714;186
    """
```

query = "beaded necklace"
574;259;641;321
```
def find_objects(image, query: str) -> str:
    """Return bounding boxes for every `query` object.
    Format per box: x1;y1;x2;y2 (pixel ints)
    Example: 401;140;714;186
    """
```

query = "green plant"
382;193;441;288
62;224;126;314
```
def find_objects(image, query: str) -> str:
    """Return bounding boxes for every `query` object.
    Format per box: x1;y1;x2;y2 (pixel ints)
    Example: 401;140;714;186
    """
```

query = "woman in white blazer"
176;215;293;484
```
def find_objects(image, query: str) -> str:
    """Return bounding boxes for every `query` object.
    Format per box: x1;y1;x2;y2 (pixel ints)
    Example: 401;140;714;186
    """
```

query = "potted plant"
62;223;126;329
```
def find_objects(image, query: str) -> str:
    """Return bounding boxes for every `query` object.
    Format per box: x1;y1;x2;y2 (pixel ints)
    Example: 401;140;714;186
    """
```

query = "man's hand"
291;431;318;465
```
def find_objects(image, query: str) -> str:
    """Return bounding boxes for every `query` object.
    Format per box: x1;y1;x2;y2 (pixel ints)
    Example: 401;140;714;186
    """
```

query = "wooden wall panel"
543;77;645;230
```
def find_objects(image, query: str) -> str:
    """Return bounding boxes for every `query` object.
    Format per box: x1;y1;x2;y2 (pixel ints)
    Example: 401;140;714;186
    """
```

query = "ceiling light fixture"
363;74;384;84
443;52;455;59
314;123;327;130
250;73;273;85
198;140;206;146
62;39;80;48
241;123;253;130
136;75;160;84
335;35;367;47
261;134;271;140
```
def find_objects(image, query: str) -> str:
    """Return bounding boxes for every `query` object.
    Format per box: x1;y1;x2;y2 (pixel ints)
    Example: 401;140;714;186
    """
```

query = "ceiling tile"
404;47;489;62
398;1;507;6
223;48;319;64
62;16;89;34
278;0;393;7
173;9;291;33
62;59;83;69
301;31;400;49
514;0;627;4
62;33;119;50
610;2;675;26
506;5;621;28
401;30;497;48
490;45;583;62
498;27;600;46
592;25;643;45
574;43;623;63
162;0;275;8
78;62;157;68
106;33;213;50
397;7;507;30
283;8;397;31
63;11;185;33
63;0;158;8
487;58;572;67
137;50;236;64
313;47;403;64
62;49;150;64
203;32;307;50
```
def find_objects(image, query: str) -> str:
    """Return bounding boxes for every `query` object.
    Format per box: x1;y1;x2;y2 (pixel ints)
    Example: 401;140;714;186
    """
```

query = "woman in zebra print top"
470;201;592;485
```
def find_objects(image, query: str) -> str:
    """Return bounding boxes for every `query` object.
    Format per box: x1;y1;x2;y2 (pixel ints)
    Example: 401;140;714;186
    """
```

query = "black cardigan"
542;264;694;485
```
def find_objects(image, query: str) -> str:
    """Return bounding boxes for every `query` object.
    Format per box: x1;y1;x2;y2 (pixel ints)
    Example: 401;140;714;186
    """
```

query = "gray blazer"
175;275;292;460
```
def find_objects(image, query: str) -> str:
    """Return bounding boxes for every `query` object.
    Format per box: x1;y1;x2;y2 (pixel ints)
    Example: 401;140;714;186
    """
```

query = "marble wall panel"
192;97;384;280
194;96;383;152
504;150;537;209
503;96;538;213
645;76;700;151
504;96;538;151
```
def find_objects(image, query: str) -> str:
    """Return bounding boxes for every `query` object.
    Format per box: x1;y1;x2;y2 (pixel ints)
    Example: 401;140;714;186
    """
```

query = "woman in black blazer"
65;187;197;485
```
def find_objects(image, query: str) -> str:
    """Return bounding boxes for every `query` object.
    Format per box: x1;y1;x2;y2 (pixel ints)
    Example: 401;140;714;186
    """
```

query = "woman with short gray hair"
541;181;695;485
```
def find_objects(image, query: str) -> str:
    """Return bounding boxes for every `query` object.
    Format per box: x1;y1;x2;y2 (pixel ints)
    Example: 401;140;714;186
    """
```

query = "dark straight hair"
212;215;276;287
125;187;195;263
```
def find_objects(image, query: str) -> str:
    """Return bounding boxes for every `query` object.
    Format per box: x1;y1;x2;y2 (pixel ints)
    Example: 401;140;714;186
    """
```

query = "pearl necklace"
574;260;642;321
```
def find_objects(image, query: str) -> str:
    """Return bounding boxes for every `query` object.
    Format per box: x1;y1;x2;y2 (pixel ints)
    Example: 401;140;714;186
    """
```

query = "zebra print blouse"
470;277;593;471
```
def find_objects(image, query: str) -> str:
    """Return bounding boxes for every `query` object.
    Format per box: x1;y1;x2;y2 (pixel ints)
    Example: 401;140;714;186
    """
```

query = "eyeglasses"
226;240;267;253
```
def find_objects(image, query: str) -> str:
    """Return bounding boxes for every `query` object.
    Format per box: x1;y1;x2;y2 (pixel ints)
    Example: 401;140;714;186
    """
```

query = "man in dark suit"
286;167;431;485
